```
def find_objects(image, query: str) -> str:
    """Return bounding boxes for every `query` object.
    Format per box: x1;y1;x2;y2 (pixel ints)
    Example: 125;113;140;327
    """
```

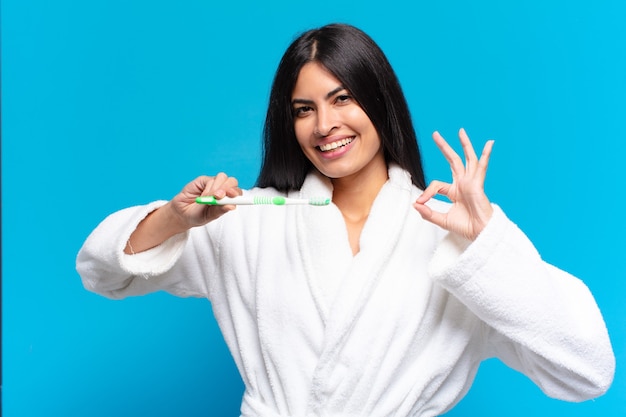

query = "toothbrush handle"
195;196;255;205
195;196;283;205
195;196;329;206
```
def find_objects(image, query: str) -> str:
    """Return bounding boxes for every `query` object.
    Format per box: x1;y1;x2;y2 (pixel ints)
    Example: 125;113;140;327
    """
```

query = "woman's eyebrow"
325;86;346;99
291;86;346;105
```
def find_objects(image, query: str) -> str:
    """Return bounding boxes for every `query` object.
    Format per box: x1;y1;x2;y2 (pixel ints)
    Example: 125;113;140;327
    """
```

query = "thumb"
413;201;447;229
412;201;432;219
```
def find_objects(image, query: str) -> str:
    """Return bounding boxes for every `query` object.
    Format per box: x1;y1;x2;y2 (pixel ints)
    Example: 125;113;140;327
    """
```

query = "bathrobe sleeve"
76;201;215;299
428;205;615;401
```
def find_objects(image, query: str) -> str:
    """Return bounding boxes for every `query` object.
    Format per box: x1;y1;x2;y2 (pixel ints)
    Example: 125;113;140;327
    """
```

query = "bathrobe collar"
292;163;415;328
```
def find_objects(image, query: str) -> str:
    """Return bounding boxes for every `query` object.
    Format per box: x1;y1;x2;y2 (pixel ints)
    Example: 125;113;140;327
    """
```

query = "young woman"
77;24;614;416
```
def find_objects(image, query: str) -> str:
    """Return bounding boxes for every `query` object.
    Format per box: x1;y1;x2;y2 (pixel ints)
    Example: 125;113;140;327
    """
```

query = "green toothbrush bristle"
253;196;273;204
310;198;331;206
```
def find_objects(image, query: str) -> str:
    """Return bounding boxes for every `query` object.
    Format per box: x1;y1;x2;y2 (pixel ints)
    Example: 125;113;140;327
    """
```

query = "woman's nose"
315;107;338;137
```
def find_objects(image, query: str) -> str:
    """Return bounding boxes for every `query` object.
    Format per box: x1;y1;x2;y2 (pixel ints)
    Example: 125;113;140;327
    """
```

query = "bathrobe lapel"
324;166;413;341
295;166;416;409
293;170;353;323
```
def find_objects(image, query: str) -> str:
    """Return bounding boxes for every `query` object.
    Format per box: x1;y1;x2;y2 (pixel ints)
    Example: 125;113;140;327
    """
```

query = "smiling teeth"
319;137;354;152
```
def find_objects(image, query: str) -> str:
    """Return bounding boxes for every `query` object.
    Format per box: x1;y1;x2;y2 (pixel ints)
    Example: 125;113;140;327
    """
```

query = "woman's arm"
124;173;242;254
430;207;615;400
414;129;614;399
76;173;241;299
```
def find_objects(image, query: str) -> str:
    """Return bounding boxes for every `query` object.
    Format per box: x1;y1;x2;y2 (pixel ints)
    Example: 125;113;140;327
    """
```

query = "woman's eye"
335;94;352;104
294;106;313;117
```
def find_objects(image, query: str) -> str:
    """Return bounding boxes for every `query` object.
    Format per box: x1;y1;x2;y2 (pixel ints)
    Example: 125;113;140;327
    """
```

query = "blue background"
2;0;625;416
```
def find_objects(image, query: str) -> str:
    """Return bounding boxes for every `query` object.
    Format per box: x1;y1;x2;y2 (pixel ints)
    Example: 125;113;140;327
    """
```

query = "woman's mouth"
317;137;355;152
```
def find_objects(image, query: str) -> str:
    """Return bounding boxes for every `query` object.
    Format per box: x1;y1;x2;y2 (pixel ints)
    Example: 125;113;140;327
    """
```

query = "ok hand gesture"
413;128;494;241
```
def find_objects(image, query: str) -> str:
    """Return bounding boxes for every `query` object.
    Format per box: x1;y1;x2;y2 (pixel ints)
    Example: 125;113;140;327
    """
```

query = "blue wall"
3;0;625;415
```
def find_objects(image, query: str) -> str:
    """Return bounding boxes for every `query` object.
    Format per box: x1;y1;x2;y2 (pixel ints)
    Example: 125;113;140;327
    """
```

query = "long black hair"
256;23;426;191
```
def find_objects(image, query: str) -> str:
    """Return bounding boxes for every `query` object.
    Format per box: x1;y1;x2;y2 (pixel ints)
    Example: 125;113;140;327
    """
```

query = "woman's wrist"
124;203;189;254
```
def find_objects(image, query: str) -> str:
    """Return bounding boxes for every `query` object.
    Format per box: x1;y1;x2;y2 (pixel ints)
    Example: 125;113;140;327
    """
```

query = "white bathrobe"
76;165;614;417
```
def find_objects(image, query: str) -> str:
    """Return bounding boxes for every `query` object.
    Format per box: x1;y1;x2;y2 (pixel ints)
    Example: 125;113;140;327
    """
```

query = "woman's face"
291;62;385;182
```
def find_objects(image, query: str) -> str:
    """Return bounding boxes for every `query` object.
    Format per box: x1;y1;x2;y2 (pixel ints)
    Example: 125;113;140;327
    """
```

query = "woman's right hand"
125;173;242;254
167;173;243;230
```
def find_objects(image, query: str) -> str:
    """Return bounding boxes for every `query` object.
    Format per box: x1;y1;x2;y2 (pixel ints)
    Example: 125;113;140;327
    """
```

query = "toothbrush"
196;195;331;206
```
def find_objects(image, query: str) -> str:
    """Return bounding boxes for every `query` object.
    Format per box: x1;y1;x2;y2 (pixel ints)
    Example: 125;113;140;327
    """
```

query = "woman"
77;24;614;416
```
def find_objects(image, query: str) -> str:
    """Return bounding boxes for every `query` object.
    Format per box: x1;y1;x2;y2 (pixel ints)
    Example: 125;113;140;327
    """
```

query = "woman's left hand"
413;128;495;241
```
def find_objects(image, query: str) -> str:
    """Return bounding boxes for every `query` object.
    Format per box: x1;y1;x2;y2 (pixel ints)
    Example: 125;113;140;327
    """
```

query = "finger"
433;131;465;178
415;180;451;204
412;201;432;219
458;128;478;169
226;186;243;197
207;172;236;199
211;172;229;191
223;177;241;196
217;176;242;199
413;200;448;229
199;176;219;197
477;140;495;177
214;173;239;189
209;174;242;213
182;175;213;197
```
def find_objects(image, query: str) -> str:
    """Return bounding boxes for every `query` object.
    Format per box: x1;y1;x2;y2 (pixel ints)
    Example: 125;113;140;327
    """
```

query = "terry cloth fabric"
77;165;615;417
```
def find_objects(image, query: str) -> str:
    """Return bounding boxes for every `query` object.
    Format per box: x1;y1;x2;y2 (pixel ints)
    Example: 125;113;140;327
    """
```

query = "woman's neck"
330;159;389;255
